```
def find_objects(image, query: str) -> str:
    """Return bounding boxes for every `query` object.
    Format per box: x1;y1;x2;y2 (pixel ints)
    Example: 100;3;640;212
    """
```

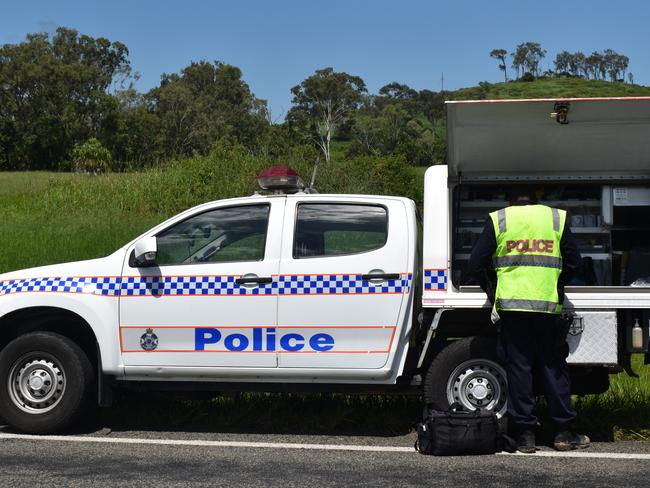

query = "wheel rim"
446;358;507;417
8;354;67;414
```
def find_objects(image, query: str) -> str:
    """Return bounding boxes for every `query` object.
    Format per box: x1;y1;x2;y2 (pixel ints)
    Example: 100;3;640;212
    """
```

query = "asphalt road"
2;425;650;487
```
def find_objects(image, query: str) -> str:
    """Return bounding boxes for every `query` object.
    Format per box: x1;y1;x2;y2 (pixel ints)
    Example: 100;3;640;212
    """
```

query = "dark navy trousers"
497;311;577;434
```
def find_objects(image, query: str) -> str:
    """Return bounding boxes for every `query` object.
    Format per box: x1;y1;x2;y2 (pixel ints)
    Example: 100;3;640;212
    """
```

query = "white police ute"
2;97;650;434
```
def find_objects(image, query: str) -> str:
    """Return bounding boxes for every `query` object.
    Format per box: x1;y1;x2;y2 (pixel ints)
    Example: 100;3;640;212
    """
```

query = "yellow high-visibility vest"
488;205;566;323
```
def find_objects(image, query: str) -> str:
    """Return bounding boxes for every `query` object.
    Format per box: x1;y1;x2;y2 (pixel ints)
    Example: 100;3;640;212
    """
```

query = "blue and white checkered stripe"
0;273;412;297
423;269;448;291
0;277;121;296
120;275;278;296
278;273;412;295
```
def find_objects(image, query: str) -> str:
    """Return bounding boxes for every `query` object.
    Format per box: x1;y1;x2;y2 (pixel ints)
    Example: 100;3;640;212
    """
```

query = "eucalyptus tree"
569;52;586;77
554;51;572;74
489;49;509;82
288;67;366;163
511;42;546;78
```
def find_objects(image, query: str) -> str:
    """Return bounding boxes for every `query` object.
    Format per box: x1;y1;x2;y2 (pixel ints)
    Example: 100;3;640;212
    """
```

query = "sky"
1;0;648;119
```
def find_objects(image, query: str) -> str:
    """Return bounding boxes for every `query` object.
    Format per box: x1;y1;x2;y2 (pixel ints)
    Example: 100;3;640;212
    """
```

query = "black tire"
423;336;508;417
0;331;95;434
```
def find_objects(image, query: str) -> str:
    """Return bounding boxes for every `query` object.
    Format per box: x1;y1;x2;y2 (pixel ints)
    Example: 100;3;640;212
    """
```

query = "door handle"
235;276;273;285
361;273;400;281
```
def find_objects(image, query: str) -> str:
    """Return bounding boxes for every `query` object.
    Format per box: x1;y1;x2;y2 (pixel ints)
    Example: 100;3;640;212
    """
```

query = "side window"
156;204;270;265
294;203;387;258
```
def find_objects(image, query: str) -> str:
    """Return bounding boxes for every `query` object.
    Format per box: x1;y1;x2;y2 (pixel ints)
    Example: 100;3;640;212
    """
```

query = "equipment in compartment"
454;184;650;288
607;186;650;286
454;184;611;287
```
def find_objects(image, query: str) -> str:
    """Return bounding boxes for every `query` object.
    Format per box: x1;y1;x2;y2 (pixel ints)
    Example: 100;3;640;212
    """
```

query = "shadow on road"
2;391;643;443
86;391;423;437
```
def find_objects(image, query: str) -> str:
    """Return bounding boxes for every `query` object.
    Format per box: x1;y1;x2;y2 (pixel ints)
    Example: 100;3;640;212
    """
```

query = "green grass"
451;77;650;101
574;355;650;441
0;172;166;273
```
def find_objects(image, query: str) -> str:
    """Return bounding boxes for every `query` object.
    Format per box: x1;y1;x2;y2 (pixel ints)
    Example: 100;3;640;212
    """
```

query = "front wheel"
423;336;508;418
0;331;95;434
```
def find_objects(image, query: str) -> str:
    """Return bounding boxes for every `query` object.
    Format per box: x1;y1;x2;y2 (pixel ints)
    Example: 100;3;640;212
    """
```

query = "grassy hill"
451;77;650;100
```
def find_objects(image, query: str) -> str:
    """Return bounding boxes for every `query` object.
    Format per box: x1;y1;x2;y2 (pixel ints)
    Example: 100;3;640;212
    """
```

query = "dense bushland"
2;27;650;172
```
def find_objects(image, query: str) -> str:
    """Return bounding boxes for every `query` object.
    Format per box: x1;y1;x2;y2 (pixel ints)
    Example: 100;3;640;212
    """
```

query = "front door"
119;200;283;369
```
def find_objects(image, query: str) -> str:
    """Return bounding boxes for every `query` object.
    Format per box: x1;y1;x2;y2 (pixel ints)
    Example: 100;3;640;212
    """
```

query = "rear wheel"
0;331;94;434
424;336;508;417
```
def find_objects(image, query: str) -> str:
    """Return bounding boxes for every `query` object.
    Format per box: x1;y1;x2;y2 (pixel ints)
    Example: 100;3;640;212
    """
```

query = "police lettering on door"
119;325;396;354
195;328;334;352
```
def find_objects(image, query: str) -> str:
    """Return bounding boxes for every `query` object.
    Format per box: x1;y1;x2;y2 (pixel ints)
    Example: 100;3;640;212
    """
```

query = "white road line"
496;450;650;460
1;433;649;460
0;433;412;453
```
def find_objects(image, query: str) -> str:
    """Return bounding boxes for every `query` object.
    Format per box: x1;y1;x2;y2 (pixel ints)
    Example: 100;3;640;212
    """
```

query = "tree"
554;51;572;74
288;67;366;163
511;42;546;78
110;88;162;165
524;42;546;77
348;87;446;166
71;137;113;174
490;49;509;82
378;82;417;100
568;52;586;77
617;54;630;81
0;27;131;169
511;45;527;79
585;52;604;80
146;61;269;157
603;49;629;82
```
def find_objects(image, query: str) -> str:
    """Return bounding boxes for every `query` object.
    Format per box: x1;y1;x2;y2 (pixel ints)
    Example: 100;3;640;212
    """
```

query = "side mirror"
133;236;157;267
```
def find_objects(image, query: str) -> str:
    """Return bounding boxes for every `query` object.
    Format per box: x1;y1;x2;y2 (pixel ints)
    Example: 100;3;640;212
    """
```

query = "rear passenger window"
294;203;387;258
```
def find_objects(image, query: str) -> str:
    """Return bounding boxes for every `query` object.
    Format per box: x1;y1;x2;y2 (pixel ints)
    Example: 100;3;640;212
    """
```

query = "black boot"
516;430;536;454
553;431;591;451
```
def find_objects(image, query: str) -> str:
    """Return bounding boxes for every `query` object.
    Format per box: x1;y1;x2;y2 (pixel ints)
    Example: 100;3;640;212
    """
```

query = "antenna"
441;72;445;92
309;157;320;192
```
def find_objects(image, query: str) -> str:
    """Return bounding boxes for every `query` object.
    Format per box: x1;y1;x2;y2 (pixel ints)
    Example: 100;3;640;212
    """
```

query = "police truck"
1;97;650;434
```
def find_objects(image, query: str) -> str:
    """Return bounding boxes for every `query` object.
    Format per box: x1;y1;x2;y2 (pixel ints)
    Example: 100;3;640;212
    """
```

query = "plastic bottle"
632;318;643;350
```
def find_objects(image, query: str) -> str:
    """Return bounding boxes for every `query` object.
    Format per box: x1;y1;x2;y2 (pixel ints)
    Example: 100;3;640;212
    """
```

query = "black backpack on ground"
415;403;514;456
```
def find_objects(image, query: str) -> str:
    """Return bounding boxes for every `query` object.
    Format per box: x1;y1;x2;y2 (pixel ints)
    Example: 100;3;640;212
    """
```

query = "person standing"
466;187;590;453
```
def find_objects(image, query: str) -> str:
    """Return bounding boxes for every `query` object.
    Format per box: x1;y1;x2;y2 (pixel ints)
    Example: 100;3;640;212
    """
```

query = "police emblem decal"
140;328;159;351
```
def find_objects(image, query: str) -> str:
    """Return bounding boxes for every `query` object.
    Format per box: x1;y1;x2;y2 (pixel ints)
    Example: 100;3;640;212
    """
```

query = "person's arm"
465;219;497;302
560;219;582;283
557;218;582;304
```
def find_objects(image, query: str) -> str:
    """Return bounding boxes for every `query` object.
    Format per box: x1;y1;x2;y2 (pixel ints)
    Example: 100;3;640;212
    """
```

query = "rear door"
276;196;411;370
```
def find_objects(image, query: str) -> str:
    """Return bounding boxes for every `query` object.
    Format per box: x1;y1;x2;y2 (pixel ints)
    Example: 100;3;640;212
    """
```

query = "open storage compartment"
453;183;611;286
453;183;650;288
446;97;650;290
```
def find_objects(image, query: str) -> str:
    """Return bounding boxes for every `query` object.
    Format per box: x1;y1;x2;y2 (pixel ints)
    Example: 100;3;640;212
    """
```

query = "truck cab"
118;191;417;382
